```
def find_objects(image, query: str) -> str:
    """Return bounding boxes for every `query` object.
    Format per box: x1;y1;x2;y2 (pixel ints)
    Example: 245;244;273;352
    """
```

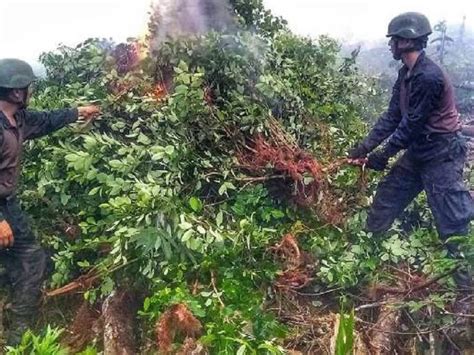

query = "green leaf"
179;221;193;230
88;187;100;196
137;133;151;145
131;228;158;253
218;182;236;196
270;210;285;219
100;277;115;295
60;193;70;205
189;197;203;212
216;211;223;227
178;60;189;72
109;160;122;169
237;345;247;355
218;184;227;196
65;153;78;162
335;309;355;355
190;238;203;251
182;229;194;242
175;85;188;94
165;146;175;155
143;297;151;311
152;152;165;161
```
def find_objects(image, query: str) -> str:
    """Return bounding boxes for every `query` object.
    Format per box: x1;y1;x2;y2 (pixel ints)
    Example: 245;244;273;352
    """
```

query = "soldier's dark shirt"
363;51;460;156
0;108;78;201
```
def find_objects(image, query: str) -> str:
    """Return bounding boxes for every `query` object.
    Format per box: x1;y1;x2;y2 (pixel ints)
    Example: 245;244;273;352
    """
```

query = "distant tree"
430;21;454;64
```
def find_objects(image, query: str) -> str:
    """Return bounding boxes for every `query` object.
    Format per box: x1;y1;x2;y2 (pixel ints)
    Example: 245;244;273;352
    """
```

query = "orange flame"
152;82;168;100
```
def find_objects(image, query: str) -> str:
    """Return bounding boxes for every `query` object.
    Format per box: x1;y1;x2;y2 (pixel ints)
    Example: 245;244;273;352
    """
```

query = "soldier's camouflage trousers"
0;196;46;344
367;132;473;292
367;132;473;239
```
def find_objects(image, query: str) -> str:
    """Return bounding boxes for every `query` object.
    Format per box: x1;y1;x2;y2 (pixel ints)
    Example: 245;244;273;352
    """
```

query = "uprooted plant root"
369;265;445;300
176;338;206;355
268;291;368;354
365;266;437;354
269;233;317;292
46;270;102;297
63;301;102;353
238;134;323;204
156;303;203;354
269;233;307;270
237;122;356;225
357;264;471;354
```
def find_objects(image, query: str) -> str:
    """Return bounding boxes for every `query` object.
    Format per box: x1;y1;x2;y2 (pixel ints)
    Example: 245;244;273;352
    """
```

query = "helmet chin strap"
392;38;418;60
4;88;28;109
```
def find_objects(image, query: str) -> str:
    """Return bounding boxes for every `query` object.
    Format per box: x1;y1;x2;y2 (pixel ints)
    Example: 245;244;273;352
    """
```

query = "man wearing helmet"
0;58;100;345
349;12;472;315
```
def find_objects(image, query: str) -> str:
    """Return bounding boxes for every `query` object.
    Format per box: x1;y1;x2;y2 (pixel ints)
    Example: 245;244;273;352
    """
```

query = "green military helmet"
0;58;36;89
387;12;432;39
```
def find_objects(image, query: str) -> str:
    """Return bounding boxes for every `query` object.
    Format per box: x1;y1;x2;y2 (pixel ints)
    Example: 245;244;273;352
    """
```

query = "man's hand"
348;142;370;159
367;150;389;171
347;158;368;167
0;220;14;249
77;105;101;123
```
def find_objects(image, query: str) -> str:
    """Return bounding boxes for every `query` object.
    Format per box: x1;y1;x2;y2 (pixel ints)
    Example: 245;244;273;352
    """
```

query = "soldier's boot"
0;197;46;348
3;243;46;347
5;312;32;346
452;266;473;330
444;265;473;355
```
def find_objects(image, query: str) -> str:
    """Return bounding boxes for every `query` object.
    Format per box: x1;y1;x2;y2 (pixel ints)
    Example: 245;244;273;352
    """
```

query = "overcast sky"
265;0;472;42
1;0;472;66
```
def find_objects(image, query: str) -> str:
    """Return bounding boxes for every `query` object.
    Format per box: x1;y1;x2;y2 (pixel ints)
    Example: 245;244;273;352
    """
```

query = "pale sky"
0;0;473;67
265;0;473;43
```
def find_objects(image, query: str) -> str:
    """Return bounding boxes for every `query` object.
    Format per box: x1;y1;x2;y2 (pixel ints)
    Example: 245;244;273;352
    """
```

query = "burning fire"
152;82;169;100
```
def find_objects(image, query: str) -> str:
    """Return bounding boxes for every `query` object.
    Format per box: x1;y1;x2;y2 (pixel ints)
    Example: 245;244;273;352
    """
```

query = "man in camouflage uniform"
349;12;472;319
0;58;100;345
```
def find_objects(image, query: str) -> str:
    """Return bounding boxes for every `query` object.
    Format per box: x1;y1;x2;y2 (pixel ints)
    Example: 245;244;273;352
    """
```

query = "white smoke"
151;0;234;43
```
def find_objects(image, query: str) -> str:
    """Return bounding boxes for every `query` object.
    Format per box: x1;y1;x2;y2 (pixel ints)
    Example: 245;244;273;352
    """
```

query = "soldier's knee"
424;172;473;236
20;245;47;283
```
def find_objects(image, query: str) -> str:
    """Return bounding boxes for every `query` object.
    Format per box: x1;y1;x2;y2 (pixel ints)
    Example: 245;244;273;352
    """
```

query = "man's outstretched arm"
22;105;100;140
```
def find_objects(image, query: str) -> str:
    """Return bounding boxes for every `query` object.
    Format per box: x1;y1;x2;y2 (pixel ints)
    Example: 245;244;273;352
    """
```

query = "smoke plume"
150;0;235;44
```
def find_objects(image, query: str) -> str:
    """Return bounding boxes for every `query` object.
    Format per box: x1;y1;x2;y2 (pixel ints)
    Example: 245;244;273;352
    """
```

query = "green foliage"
18;0;470;352
139;246;286;352
6;326;68;355
77;347;99;355
229;0;288;37
24;14;365;295
335;308;355;355
448;233;474;267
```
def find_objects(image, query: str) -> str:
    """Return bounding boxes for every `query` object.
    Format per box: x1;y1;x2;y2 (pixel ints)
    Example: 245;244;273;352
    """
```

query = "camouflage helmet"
0;58;36;89
387;12;432;39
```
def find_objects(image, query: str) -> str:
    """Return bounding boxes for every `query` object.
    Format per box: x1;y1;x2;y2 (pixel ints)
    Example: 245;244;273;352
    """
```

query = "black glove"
348;142;370;159
366;150;389;171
